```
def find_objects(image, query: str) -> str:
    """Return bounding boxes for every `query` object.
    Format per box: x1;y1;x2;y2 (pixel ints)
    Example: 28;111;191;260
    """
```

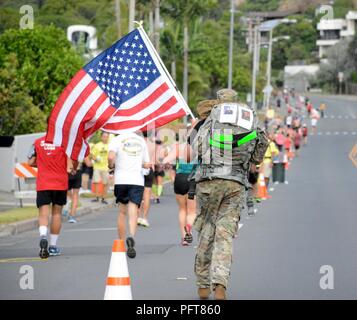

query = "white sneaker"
137;218;143;226
141;219;150;228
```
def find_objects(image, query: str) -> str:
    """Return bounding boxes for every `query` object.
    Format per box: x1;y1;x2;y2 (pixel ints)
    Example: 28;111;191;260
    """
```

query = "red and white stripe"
103;76;186;134
14;163;38;178
46;69;117;161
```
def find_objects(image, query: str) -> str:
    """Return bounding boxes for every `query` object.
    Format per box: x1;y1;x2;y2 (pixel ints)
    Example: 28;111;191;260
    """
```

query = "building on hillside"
317;11;357;58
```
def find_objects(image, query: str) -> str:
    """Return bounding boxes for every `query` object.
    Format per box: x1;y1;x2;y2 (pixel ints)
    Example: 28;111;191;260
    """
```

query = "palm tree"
162;0;217;103
161;22;182;82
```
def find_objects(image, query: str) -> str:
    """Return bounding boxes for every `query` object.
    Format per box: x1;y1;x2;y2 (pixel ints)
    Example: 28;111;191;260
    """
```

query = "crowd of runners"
27;90;326;260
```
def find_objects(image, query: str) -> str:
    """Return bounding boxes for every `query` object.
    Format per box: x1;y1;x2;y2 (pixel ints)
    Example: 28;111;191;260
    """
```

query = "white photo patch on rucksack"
237;106;254;131
219;103;238;124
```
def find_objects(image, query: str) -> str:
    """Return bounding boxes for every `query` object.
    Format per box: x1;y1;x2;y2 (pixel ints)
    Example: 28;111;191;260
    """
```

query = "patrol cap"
196;99;219;119
217;88;238;102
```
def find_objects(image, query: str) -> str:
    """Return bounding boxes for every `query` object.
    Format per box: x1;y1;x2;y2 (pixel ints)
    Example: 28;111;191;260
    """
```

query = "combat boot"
214;284;227;300
198;288;211;300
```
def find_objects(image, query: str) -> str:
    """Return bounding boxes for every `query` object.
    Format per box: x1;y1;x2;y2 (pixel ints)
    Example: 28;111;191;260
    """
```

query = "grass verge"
0;207;38;225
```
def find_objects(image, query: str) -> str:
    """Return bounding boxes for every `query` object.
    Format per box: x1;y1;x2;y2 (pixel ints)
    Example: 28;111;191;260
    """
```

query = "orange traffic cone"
257;173;270;200
92;182;104;195
104;240;132;300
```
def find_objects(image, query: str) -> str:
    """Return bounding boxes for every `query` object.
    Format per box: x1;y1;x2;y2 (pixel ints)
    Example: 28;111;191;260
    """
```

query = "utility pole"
183;24;189;125
154;0;160;53
228;0;235;89
264;29;273;109
248;17;253;54
251;25;259;110
128;0;136;32
115;0;121;38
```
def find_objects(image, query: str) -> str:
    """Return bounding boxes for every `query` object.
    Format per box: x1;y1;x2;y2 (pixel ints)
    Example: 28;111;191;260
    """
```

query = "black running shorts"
36;190;67;208
144;169;155;188
114;185;144;206
174;173;190;196
68;172;82;190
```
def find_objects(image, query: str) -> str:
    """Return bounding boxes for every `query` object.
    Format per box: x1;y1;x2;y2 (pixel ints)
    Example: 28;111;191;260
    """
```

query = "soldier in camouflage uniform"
191;89;269;300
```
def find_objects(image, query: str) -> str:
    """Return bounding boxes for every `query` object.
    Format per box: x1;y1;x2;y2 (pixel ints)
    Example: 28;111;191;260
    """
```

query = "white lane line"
352;132;357;135
343;132;348;135
318;132;323;135
335;132;340;135
326;132;331;135
345;116;349;119
330;115;335;119
338;116;342;119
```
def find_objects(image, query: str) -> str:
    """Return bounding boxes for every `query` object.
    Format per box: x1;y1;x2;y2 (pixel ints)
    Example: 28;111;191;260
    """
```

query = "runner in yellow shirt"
91;132;110;204
262;135;279;189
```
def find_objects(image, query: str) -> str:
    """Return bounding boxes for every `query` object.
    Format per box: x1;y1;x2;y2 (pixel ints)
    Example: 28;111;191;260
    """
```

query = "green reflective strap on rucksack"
209;130;258;150
237;130;257;147
209;138;233;150
213;133;233;143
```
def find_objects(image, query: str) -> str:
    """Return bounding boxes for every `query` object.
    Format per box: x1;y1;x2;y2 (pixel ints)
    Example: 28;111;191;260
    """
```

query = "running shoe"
154;198;160;204
181;239;189;246
184;225;193;243
101;199;108;205
91;198;99;203
62;209;69;218
68;216;77;224
141;219;150;228
126;237;136;259
39;237;49;259
137;217;144;226
48;246;61;256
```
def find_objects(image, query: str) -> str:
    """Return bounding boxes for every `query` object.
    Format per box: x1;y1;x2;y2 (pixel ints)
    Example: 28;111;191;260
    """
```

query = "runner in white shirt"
108;132;151;259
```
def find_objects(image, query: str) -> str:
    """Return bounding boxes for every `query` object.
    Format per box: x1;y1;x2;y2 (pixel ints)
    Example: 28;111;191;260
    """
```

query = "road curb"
0;202;116;239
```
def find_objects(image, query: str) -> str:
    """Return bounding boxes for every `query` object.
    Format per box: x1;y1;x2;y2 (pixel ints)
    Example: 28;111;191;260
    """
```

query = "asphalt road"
1;94;357;300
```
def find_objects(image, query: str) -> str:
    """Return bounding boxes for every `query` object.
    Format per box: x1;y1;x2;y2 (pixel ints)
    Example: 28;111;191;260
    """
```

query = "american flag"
46;28;189;160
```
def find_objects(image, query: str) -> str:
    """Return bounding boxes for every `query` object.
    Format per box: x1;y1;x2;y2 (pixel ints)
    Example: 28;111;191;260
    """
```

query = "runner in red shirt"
28;136;77;259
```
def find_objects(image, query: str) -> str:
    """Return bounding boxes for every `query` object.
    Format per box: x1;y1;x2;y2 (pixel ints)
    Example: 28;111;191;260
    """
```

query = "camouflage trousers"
194;179;245;289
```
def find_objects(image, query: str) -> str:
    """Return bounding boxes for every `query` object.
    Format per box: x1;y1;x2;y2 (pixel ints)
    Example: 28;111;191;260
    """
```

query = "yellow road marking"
0;257;48;263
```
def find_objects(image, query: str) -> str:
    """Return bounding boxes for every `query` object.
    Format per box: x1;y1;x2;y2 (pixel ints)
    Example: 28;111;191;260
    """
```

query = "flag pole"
134;21;196;120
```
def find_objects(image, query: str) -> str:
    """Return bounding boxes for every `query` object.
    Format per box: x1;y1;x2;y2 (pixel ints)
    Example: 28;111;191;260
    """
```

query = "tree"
348;33;357;71
317;39;351;92
0;25;84;134
0;25;84;115
162;0;217;102
161;22;182;82
0;54;46;135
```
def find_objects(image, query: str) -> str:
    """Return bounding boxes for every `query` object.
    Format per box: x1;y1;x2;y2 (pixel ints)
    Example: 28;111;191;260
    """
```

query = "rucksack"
192;103;268;183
